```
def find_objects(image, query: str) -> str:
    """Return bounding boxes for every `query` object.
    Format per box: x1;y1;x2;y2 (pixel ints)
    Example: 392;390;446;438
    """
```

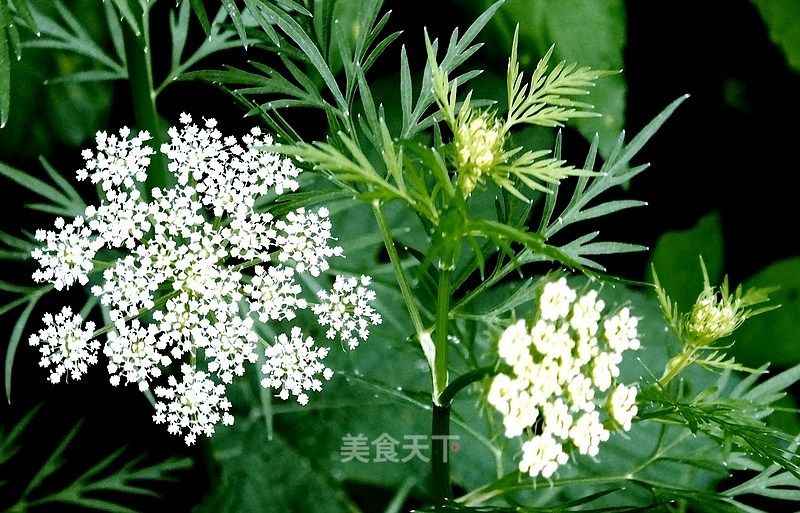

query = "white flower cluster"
153;364;234;445
260;326;334;406
487;278;641;478
28;307;98;384
313;275;383;349
28;116;382;444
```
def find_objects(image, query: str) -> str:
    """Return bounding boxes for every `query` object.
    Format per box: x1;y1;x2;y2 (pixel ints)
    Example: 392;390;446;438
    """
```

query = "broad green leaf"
195;418;356;513
733;258;800;367
744;362;800;404
648;211;724;311
751;0;800;74
197;198;498;509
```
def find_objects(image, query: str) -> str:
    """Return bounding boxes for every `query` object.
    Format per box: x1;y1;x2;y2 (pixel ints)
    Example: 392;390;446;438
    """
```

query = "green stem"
459;473;630;507
371;201;425;336
90;289;180;339
91;259;115;270
431;366;494;504
431;403;452;503
439;366;494;406
122;0;169;194
433;266;451;402
430;262;454;504
659;348;696;387
231;257;264;272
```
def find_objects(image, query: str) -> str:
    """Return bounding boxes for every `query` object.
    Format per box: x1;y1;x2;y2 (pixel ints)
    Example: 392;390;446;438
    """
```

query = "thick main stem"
431;366;493;503
433;266;451;403
122;1;169;194
431;403;452;502
431;263;453;503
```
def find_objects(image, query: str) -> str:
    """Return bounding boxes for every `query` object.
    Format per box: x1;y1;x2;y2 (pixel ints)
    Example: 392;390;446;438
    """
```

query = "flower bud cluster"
454;112;504;195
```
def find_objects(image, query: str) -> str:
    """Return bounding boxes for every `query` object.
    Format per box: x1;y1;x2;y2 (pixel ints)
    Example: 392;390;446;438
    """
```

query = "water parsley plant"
0;1;798;512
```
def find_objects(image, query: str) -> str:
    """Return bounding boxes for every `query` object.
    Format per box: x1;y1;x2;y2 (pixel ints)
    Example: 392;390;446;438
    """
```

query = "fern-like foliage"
29;0;249;88
0;158;83;402
535;95;689;271
0;407;191;512
25;0;127;84
186;0;499;143
640;371;800;479
0;0;36;126
451;97;686;320
504;33;605;132
653;259;776;386
192;1;690;342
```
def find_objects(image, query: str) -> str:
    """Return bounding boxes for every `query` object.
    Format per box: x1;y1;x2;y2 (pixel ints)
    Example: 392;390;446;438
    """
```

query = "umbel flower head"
454;110;504;195
687;293;739;345
487;278;641;478
28;115;382;444
657;259;773;350
655;259;774;386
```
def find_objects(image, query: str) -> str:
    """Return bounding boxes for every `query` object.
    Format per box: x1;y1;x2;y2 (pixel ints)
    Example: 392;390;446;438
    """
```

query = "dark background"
1;1;798;510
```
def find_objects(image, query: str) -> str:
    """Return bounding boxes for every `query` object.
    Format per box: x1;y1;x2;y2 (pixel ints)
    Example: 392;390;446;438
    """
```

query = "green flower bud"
687;294;738;345
454;112;504;195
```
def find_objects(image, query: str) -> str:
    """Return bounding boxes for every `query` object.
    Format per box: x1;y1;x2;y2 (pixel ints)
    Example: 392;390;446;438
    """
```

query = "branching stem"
122;0;169;194
433;266;451;403
372;201;425;336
